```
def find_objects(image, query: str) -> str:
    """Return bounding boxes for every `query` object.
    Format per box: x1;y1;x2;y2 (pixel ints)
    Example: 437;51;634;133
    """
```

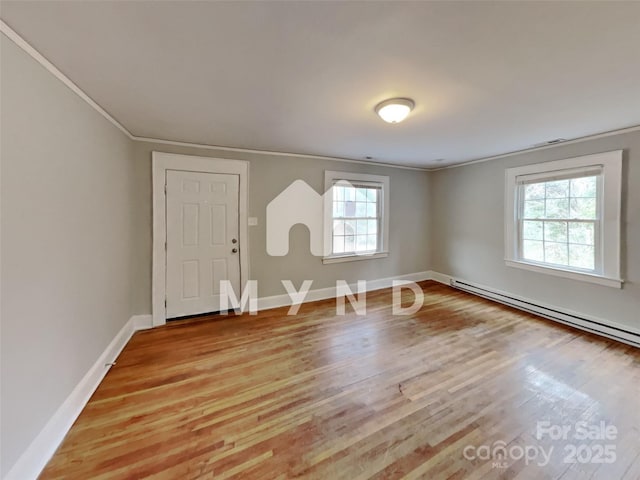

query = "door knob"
231;238;238;244
232;248;238;253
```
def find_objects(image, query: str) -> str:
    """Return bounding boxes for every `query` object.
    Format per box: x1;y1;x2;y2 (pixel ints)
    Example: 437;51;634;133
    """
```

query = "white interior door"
165;170;240;318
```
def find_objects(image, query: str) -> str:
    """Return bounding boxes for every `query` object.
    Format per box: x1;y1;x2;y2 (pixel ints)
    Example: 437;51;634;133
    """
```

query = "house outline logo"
266;179;358;257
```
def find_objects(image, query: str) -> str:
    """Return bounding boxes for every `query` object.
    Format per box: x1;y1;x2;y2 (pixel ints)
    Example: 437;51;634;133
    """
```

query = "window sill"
322;251;388;265
505;259;623;288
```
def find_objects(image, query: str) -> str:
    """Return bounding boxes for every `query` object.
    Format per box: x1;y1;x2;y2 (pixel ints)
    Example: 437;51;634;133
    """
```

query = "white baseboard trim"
4;315;152;480
131;314;153;331
11;270;637;479
257;271;432;311
431;271;640;348
428;270;452;286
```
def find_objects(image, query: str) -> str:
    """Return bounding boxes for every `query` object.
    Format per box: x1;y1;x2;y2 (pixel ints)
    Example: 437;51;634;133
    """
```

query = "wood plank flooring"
40;281;640;479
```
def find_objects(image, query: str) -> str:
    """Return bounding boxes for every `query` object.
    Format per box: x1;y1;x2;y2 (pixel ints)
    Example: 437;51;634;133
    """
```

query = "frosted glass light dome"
375;98;415;123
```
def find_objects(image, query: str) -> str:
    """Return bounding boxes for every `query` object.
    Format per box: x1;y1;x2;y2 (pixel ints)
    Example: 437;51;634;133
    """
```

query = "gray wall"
131;142;432;314
1;36;137;475
3;18;638;478
431;130;640;331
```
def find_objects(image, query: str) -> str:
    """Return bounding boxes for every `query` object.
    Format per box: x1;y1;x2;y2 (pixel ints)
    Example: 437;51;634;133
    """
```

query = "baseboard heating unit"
448;278;640;348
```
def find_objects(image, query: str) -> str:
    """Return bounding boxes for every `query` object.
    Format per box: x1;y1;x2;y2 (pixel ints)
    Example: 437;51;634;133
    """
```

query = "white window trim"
323;170;390;264
504;150;623;288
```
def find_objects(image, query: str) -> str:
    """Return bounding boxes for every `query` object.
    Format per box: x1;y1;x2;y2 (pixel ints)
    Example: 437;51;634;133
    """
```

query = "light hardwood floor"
40;281;640;479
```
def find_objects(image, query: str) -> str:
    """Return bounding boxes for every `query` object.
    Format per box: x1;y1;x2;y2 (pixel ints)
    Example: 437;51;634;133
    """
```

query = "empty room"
1;1;639;479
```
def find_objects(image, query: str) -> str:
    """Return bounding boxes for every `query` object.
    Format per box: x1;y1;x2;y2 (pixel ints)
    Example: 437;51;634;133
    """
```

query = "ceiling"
2;1;639;168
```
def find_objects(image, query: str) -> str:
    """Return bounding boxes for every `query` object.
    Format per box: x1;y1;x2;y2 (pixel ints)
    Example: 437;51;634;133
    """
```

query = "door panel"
166;170;240;318
210;205;226;245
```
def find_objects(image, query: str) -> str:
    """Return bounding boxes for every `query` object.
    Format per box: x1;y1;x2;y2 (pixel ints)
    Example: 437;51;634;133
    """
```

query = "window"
520;172;599;270
332;182;381;254
323;171;389;264
505;151;622;288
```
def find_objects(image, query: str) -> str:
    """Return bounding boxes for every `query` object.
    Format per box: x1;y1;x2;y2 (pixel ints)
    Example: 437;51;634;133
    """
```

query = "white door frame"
152;151;250;327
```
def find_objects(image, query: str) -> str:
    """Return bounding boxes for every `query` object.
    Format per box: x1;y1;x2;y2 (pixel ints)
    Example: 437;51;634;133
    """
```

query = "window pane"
333;235;344;254
366;202;377;217
544;242;568;265
344;235;355;252
570;198;596;219
523;240;544;262
343;219;356;236
356;219;368;235
523;200;545;219
368;219;378;235
524;183;545;200
333;219;344;235
355;202;367;217
366;189;377;201
356;188;368;202
569;244;595;270
545;198;569;218
333;186;344;201
522;221;543;240
544;221;567;243
333;201;344;217
570;176;597;198
366;234;377;250
344;201;356;217
545;180;569;198
344;187;355;201
568;222;594;245
355;235;368;252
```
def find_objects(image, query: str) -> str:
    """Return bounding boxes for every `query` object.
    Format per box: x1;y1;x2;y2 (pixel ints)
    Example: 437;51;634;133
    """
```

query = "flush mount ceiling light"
375;98;415;124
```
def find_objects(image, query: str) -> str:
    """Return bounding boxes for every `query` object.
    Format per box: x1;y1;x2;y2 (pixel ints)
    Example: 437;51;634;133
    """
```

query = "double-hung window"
505;151;622;288
323;171;390;264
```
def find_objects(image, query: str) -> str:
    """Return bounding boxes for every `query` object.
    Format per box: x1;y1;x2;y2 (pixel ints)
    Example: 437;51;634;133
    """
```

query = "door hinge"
164;299;167;307
164;184;167;194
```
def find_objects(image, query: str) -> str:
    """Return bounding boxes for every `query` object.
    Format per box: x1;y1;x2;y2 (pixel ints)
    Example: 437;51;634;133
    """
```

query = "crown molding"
431;124;640;171
3;19;638;173
134;136;429;171
1;19;429;172
1;19;134;139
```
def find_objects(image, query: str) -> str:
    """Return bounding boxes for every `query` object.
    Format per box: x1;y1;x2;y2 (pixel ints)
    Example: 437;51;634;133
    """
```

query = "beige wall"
0;36;137;475
431;130;640;331
131;142;432;313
